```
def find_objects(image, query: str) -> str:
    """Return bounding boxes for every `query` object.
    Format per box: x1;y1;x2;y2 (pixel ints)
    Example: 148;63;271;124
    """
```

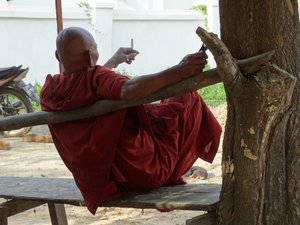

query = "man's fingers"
188;52;208;61
123;47;139;55
126;53;138;62
189;58;207;66
131;49;139;54
129;53;138;59
195;52;208;59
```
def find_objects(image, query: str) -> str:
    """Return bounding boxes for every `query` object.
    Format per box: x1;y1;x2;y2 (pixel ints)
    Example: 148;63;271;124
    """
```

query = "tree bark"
218;1;300;224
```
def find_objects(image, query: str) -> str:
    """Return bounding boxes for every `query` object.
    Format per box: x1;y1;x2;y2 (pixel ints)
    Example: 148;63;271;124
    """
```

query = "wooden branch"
196;27;239;86
0;28;274;132
1;69;220;131
196;27;274;87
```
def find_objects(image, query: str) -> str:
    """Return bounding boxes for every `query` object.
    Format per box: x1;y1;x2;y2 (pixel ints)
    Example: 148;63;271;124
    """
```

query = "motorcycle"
0;65;40;137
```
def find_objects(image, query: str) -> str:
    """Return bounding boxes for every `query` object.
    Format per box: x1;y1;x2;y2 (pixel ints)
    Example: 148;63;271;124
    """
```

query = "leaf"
285;0;295;15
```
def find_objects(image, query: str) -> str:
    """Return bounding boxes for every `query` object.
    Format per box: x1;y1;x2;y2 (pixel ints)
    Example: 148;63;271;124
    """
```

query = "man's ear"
55;50;61;63
87;50;93;66
88;48;99;66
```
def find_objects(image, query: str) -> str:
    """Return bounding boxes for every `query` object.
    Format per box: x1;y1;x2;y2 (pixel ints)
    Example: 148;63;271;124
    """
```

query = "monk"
40;27;222;214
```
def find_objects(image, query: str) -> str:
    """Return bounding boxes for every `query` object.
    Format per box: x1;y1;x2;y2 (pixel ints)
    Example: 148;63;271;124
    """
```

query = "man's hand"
177;52;208;78
104;48;139;69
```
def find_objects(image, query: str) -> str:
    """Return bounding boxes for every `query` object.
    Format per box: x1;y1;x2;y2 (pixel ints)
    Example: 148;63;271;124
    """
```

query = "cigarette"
131;38;134;49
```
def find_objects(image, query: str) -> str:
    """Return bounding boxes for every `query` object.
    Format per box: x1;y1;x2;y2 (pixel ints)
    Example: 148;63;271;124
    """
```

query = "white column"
91;0;115;64
207;0;220;36
205;0;220;68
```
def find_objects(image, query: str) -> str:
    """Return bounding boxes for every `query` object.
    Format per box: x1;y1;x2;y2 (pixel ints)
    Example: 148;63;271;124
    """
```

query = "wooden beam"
55;0;64;73
0;199;44;217
55;0;63;34
0;50;274;131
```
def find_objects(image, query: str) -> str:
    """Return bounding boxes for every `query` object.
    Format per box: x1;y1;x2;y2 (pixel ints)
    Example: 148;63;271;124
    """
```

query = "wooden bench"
0;176;221;225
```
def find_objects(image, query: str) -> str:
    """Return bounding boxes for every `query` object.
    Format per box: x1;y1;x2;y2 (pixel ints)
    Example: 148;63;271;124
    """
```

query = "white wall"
0;3;90;84
116;0;194;10
164;0;194;10
193;0;220;68
112;10;204;76
0;0;207;85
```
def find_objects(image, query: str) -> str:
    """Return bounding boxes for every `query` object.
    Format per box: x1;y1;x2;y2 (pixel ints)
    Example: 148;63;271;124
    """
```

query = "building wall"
111;10;205;76
0;2;90;84
0;0;206;85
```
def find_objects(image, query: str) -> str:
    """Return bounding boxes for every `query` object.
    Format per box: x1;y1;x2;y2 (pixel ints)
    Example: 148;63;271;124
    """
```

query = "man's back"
41;66;129;214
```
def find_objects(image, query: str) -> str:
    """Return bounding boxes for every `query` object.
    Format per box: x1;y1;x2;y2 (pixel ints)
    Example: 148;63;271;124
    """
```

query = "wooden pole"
0;50;274;132
55;0;64;73
55;0;63;34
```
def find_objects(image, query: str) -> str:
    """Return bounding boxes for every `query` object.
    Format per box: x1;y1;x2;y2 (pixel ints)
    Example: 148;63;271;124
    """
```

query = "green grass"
199;83;226;106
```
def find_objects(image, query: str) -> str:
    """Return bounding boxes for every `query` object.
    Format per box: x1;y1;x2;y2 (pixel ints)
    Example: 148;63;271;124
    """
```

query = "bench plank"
0;177;82;206
0;177;220;211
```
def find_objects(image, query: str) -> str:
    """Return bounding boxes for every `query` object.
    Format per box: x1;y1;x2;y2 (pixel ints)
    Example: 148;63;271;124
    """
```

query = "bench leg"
0;207;7;225
48;203;68;225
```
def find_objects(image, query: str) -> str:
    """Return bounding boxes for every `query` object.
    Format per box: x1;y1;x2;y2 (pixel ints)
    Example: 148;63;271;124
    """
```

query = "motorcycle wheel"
0;88;34;137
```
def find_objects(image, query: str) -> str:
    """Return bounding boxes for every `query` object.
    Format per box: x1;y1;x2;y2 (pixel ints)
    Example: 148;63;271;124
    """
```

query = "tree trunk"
218;1;300;224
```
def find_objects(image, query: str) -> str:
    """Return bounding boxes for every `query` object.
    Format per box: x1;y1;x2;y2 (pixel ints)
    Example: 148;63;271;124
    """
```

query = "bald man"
40;27;221;214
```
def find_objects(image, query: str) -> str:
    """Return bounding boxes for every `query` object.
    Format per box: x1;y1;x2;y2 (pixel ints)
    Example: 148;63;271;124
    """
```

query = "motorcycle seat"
0;66;22;80
0;66;17;73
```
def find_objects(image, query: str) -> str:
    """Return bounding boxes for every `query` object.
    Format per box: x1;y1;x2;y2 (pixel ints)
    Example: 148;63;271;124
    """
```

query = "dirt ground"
0;104;227;225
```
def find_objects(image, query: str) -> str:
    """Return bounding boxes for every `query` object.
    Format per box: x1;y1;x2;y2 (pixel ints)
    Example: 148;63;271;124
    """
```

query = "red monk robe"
40;65;222;214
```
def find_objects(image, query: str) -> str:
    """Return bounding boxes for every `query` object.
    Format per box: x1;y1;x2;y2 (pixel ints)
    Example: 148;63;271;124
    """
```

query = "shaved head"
56;27;99;73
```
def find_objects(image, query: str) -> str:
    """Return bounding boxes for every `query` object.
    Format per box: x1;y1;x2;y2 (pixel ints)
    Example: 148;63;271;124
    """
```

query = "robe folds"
40;65;222;214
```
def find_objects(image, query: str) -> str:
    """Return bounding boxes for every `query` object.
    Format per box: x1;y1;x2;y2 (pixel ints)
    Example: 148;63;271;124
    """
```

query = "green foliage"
191;5;208;15
33;82;42;96
203;63;210;72
113;69;131;76
33;82;42;111
113;69;133;79
77;2;92;17
191;4;208;30
77;1;99;32
199;83;226;106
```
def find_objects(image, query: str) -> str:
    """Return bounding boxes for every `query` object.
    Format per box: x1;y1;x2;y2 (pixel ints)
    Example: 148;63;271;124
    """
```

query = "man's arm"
104;48;139;69
120;52;208;100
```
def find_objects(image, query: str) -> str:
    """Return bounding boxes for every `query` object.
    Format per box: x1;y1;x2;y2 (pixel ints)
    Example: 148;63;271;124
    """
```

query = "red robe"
40;65;222;214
